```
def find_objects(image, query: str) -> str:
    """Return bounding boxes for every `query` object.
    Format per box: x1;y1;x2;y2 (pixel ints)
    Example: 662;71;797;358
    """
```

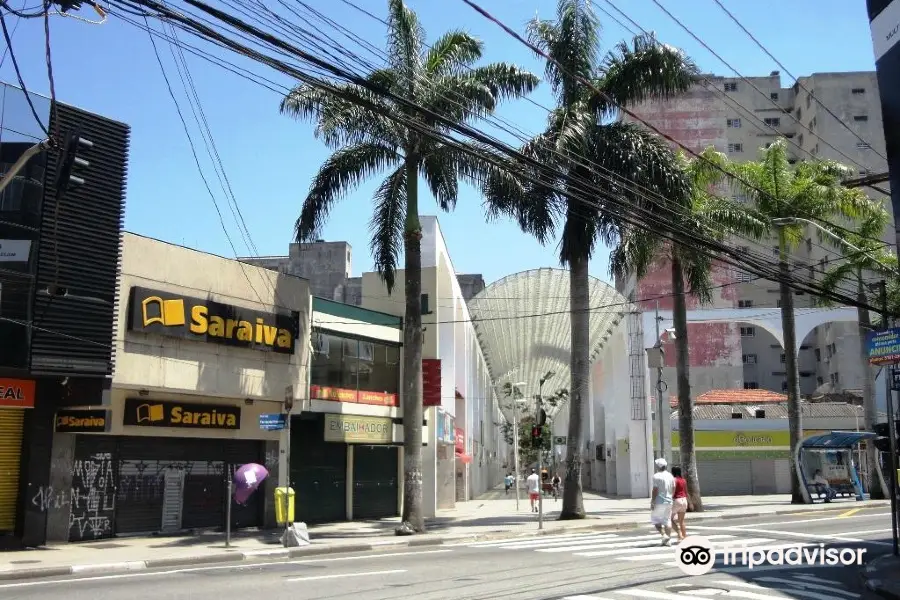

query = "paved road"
1;505;893;600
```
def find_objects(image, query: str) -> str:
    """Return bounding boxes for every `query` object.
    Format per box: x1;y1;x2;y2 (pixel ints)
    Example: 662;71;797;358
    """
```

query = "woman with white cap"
650;457;675;545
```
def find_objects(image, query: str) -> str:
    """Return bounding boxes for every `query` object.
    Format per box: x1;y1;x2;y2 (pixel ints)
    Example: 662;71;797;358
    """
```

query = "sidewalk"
861;553;900;599
0;488;886;582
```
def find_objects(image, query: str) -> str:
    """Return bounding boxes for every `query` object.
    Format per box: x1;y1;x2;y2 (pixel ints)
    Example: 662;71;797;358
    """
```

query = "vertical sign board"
422;359;442;407
869;0;900;250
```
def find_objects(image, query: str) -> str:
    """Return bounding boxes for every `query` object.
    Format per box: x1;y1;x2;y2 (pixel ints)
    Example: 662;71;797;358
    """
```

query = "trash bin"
275;487;295;524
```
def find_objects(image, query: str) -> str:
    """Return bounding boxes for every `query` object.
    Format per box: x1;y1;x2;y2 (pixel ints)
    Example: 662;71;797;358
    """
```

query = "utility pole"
512;391;521;512
536;371;554;530
655;301;666;461
879;279;900;556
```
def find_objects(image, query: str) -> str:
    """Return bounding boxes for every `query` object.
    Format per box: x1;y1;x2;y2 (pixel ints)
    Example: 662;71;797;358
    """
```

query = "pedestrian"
670;465;689;542
650;458;675;545
551;473;561;500
504;472;514;495
526;468;540;512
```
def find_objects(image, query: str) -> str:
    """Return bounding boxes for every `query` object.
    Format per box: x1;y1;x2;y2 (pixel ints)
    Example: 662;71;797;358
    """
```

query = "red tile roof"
666;389;788;408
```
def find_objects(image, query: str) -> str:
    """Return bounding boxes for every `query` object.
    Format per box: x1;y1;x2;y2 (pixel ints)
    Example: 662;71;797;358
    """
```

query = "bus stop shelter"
795;431;876;503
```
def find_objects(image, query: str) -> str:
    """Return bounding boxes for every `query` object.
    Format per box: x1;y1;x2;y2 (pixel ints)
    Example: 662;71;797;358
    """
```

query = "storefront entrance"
290;415;347;524
352;445;398;519
69;435;264;541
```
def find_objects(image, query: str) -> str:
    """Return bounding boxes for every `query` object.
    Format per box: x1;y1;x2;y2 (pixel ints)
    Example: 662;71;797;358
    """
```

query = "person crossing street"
525;469;540;512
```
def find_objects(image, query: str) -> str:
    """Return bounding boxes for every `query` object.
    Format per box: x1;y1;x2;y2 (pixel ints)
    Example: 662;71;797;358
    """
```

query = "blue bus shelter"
794;431;876;503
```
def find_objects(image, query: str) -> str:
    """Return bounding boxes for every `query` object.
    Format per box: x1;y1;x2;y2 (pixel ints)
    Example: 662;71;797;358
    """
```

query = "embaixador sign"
128;286;298;354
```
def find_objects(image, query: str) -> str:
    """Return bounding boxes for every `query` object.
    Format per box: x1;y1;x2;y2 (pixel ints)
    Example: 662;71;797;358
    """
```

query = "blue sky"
0;0;879;286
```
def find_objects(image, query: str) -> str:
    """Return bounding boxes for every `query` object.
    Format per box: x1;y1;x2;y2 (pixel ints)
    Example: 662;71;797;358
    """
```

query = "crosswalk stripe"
715;579;842;600
560;596;614;600
753;575;857;597
556;534;735;556
487;534;620;549
614;539;777;562
462;532;602;547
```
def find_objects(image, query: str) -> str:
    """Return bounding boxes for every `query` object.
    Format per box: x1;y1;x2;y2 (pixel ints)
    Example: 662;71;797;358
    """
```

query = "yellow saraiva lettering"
171;406;237;427
188;304;292;348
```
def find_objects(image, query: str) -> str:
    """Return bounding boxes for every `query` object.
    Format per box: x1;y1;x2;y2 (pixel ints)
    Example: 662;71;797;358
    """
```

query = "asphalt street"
0;505;893;600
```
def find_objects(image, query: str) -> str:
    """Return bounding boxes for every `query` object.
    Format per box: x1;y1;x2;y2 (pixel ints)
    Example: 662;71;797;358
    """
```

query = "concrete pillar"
45;432;75;542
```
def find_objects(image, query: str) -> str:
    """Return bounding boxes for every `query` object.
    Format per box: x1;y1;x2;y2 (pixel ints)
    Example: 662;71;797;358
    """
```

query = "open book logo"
136;403;165;423
141;296;186;328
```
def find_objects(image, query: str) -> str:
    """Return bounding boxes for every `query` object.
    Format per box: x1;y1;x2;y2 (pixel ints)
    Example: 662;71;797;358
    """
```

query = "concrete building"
619;71;892;399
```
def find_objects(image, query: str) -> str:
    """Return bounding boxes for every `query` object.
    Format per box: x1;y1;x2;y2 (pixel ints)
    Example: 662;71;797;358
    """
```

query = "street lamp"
511;381;527;511
537;371;555;529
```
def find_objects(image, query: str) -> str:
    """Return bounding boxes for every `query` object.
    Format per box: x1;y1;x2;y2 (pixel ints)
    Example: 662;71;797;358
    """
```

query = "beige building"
621;71;892;398
44;233;312;542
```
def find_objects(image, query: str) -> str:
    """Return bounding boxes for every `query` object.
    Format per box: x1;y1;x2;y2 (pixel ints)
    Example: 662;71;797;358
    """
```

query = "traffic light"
531;425;543;448
873;421;900;453
55;128;93;198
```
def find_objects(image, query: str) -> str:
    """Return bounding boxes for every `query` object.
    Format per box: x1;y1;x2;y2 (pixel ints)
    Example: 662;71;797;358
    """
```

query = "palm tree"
818;201;895;500
280;0;538;533
483;0;699;519
612;148;765;512
725;138;868;503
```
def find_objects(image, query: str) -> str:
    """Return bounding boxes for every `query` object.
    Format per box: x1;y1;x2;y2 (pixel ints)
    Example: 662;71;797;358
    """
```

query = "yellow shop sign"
671;430;829;448
128;286;297;354
324;414;393;444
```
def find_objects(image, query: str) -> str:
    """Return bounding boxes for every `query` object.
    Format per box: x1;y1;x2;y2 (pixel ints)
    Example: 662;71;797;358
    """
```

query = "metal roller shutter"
0;410;24;533
70;436;118;541
696;459;753;495
353;446;398;519
290;416;347;524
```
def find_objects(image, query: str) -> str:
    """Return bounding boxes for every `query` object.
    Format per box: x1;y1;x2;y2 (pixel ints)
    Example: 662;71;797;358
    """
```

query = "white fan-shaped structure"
467;268;633;423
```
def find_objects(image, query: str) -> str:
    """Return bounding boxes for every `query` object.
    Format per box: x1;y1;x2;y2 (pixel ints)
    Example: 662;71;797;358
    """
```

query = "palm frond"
675;242;714;305
387;0;425;94
296;143;400;243
369;165;408;293
424;30;483;76
594;33;699;118
421;145;459;211
817;262;857;307
609;225;660;281
280;83;401;149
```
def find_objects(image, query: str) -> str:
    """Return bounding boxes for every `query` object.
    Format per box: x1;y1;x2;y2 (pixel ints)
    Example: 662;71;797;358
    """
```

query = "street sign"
553;436;567;445
867;328;900;365
892;368;900;391
259;413;286;431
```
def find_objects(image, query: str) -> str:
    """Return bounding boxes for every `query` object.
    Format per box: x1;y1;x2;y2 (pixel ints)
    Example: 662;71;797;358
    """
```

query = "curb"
0;502;887;583
860;555;900;600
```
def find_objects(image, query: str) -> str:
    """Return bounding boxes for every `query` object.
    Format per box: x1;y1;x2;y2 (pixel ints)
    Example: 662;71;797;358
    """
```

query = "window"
744;381;759;389
852;87;866;95
857;142;871;149
742;353;757;364
806;238;813;252
728;143;743;153
770;92;779;101
814;348;821;361
736;270;753;282
738;299;754;308
755;409;766;418
854;115;869;122
830;372;840;385
781;381;789;392
764;117;781;127
816;376;824;385
727;118;742;128
780;353;786;363
772;246;780;256
796;107;802;120
798;133;804;146
310;331;400;400
776;299;782;308
800;371;813;377
724;82;738;92
806;94;811;108
731;412;744;419
740;326;756;337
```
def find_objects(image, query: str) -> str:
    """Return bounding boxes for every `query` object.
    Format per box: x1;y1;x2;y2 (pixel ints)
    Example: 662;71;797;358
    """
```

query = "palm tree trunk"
671;251;702;511
560;251;588;520
857;272;889;499
400;157;425;532
778;230;805;504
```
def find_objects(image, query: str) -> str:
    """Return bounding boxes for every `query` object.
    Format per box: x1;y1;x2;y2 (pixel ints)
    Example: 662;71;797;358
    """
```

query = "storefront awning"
801;431;876;449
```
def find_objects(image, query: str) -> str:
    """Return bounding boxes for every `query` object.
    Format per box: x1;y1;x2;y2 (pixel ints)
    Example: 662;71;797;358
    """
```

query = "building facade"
619;71;892;399
39;233;311;542
294;297;405;523
0;82;128;547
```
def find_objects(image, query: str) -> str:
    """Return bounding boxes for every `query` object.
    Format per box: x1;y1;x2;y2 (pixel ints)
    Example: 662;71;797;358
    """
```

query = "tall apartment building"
617;71;892;399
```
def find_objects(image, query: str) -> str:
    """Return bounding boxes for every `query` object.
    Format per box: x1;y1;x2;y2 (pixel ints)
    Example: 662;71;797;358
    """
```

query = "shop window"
310;331;399;398
357;342;400;396
310;332;350;389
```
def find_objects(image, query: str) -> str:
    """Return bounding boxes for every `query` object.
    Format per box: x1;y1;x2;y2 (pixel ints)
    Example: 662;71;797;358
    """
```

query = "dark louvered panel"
31;102;128;375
